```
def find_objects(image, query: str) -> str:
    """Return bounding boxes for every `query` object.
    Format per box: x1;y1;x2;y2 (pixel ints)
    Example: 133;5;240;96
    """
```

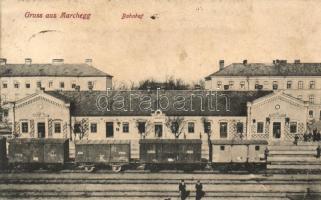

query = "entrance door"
37;122;46;138
273;122;281;139
106;122;114;138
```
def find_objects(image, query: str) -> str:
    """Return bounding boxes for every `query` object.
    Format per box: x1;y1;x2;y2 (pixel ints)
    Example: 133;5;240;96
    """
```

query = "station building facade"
2;89;316;144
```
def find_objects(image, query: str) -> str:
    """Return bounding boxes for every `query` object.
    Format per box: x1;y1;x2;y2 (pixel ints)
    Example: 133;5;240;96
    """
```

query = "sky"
1;0;321;85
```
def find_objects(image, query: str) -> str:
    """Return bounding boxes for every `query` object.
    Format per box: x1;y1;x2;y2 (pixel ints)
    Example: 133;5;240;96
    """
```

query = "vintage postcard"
0;0;321;199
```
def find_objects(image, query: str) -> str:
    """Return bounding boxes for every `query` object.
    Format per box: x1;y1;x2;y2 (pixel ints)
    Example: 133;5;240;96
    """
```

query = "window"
14;82;19;88
240;81;245;89
228;81;234;88
21;122;29;133
54;122;61;133
155;124;163;138
309;95;315;104
236;122;243;133
25;83;30;88
188;122;195;133
3;110;8;117
217;81;222;89
138;122;146;133
48;81;53;88
255;81;263;90
287;81;292;89
298;81;303;89
219;122;228;138
257;122;264;133
2;82;7;88
60;82;65;89
71;84;76;89
272;81;278;90
122;122;129;133
36;81;41;88
204;121;211;133
220;146;225;151
74;123;81;133
309;110;314;118
290;122;297;133
309;81;315;89
88;81;94;90
255;146;260;151
90;123;97;133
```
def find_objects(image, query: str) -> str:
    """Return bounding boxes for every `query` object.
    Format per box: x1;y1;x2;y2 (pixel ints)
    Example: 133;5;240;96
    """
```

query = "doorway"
37;122;46;138
273;122;281;139
106;122;114;138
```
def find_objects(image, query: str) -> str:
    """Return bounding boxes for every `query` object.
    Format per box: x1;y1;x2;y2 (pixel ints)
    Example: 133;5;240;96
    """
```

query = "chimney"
279;60;287;64
25;58;32;65
85;59;92;65
52;59;64;65
294;59;300;64
243;60;248;65
219;60;224;70
0;58;7;65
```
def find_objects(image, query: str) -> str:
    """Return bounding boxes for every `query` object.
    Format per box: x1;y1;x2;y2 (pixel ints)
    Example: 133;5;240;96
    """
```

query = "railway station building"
1;89;316;144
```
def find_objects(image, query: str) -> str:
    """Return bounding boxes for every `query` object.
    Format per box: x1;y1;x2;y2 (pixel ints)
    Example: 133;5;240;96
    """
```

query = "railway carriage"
211;140;268;171
8;138;69;170
74;140;130;172
139;139;203;170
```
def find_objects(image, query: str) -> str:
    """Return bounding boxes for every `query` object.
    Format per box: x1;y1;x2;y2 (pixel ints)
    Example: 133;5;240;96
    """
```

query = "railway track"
0;173;320;199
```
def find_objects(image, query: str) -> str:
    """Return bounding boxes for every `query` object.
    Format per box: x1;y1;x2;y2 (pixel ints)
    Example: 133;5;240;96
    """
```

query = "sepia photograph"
0;0;321;199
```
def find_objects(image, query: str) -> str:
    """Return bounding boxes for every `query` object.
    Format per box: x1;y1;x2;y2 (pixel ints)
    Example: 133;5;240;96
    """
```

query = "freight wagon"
8;138;69;170
74;140;130;172
139;139;203;171
211;139;268;172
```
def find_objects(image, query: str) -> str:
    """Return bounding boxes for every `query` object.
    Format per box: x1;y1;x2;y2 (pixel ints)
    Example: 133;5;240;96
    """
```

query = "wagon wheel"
84;166;95;172
111;165;122;172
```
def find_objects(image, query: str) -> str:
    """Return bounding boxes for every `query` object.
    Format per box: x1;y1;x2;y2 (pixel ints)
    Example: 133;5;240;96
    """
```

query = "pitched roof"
205;62;321;79
46;90;272;117
0;63;112;77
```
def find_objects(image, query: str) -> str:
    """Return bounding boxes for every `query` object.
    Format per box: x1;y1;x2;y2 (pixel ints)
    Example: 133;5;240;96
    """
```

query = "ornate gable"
15;92;70;110
250;91;305;109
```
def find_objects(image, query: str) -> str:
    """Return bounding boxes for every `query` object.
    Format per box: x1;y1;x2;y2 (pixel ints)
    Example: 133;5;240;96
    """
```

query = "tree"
165;116;186;139
135;119;153;139
72;118;89;140
202;117;213;162
137;76;190;90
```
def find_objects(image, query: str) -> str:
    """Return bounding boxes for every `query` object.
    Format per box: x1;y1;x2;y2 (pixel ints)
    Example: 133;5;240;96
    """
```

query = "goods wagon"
0;137;6;169
74;140;130;172
8;138;69;169
139;139;203;170
211;140;268;171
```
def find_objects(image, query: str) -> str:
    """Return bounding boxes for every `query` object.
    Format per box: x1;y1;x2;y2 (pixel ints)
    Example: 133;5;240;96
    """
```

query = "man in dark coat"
179;180;187;200
195;180;204;200
313;128;317;142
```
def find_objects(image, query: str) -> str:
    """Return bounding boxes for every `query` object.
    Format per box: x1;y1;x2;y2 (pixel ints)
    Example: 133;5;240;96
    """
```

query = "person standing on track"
195;180;204;200
179;179;187;200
